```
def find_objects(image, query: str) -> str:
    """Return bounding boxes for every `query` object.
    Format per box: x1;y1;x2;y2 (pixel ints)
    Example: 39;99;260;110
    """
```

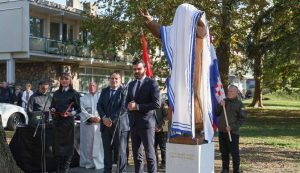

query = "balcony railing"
29;36;133;62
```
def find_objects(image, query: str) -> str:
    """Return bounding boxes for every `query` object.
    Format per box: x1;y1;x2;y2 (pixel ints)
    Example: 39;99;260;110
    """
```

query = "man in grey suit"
97;71;125;173
126;59;161;173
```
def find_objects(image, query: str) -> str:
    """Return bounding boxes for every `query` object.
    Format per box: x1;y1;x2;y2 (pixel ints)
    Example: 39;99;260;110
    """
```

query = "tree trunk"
250;55;264;108
0;115;23;173
216;0;234;91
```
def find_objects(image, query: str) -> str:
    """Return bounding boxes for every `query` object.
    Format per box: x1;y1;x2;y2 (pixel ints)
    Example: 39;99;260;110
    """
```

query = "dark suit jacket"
125;77;160;129
12;92;22;106
97;86;125;131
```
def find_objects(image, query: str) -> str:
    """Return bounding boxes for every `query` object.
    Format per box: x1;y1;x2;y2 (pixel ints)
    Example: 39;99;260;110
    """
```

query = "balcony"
30;36;90;57
29;36;132;62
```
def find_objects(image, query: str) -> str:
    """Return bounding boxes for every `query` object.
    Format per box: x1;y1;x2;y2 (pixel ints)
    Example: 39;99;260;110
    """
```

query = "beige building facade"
0;0;132;91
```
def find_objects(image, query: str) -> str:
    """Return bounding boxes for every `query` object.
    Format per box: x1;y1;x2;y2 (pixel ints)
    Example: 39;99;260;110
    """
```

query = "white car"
0;103;28;130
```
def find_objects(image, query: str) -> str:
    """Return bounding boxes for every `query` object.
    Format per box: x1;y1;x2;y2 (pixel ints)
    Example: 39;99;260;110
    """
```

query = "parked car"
78;91;88;97
245;89;253;98
0;103;28;130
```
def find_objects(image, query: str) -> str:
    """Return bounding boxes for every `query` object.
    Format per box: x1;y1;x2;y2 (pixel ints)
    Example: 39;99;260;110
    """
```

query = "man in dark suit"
97;71;125;173
126;59;160;173
0;82;12;103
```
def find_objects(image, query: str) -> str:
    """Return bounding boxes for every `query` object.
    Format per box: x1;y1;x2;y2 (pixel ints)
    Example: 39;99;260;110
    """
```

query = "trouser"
118;131;130;173
55;155;73;173
219;132;240;173
154;131;167;165
102;124;119;173
131;127;157;173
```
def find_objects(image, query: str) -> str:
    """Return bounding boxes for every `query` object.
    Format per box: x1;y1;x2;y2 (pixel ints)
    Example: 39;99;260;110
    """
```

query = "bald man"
80;82;104;169
216;85;246;173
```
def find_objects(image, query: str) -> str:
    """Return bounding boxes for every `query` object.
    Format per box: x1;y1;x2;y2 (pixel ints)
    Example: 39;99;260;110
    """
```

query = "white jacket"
21;90;34;109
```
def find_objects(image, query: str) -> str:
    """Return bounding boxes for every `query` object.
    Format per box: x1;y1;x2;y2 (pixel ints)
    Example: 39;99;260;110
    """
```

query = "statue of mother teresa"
141;3;215;143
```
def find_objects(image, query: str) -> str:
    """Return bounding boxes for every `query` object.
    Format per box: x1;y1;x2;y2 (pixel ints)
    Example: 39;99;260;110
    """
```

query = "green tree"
216;0;238;90
83;0;299;106
0;116;23;173
239;0;299;107
82;0;239;86
263;1;300;92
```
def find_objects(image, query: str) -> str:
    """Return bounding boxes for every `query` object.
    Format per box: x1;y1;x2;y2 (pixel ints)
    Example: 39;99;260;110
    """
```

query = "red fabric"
213;123;218;132
210;34;213;44
141;33;153;77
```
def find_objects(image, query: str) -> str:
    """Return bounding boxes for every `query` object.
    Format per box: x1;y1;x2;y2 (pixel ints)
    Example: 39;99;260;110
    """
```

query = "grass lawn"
241;93;300;150
240;109;300;149
243;92;300;110
216;93;300;172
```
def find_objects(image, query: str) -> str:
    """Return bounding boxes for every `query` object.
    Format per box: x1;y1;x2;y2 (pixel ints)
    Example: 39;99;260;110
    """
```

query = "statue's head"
174;4;207;39
196;18;207;39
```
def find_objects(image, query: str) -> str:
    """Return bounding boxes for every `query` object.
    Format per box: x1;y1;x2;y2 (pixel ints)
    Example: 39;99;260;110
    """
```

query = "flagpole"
222;105;232;142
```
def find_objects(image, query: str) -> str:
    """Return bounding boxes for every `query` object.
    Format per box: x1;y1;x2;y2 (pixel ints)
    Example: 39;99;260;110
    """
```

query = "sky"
53;0;66;5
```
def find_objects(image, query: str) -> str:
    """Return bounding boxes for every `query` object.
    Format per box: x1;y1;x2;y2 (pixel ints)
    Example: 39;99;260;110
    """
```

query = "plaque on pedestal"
166;142;214;173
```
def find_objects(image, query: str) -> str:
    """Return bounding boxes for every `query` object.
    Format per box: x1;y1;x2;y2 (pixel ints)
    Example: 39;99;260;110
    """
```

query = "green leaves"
81;0;299;91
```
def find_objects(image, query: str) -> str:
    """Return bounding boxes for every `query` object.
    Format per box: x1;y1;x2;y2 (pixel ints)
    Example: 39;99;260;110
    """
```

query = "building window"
79;67;110;91
79;67;133;92
30;17;43;37
60;24;74;42
50;22;60;40
69;25;74;42
63;24;68;41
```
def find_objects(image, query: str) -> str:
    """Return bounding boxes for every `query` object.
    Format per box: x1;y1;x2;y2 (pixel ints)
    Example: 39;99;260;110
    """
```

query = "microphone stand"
33;87;53;173
110;80;131;173
110;79;131;146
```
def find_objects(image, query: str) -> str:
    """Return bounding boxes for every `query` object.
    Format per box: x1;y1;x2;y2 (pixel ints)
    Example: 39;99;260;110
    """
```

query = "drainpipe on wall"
6;55;15;84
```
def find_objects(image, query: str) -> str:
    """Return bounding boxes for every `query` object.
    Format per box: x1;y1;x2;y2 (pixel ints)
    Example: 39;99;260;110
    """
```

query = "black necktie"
134;81;141;99
110;89;116;99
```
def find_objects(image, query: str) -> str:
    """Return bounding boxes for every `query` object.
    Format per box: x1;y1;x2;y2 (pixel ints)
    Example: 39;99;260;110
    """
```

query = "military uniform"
50;88;81;173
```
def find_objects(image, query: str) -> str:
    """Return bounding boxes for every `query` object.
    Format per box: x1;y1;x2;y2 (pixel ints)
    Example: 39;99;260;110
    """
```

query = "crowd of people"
0;81;34;108
1;66;246;173
0;61;246;173
0;59;169;173
1;4;247;172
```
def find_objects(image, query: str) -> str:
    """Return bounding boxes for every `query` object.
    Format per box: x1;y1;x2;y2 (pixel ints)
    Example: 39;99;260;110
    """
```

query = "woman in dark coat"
12;84;22;106
50;73;81;173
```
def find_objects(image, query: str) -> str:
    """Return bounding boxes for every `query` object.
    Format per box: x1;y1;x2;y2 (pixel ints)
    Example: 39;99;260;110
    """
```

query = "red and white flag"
141;33;153;78
209;35;226;131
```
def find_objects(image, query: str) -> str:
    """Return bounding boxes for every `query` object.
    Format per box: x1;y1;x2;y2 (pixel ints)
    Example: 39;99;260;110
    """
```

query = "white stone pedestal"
166;142;214;173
